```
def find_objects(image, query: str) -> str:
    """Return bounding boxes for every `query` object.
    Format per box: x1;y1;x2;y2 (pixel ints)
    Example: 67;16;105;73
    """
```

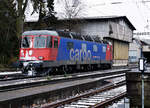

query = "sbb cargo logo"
70;49;91;61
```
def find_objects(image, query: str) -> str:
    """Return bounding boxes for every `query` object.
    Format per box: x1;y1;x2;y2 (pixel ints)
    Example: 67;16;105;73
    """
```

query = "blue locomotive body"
57;37;107;62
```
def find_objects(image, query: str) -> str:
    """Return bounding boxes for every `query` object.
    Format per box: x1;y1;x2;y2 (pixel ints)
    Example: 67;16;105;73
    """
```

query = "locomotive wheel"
67;66;73;73
87;64;91;71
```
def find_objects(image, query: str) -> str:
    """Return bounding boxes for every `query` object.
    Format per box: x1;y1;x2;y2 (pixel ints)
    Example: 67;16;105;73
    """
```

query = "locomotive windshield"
21;35;52;48
34;36;47;48
21;36;31;48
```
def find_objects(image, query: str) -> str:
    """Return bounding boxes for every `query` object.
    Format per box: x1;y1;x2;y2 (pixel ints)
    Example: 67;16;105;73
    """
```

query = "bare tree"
55;0;86;31
56;0;85;19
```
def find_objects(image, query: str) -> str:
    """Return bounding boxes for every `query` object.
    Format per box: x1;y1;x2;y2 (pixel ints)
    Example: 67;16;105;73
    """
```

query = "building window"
67;42;74;50
129;50;137;62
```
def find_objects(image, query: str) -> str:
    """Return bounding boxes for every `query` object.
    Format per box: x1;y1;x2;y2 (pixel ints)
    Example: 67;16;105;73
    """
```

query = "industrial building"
55;16;136;66
133;32;150;63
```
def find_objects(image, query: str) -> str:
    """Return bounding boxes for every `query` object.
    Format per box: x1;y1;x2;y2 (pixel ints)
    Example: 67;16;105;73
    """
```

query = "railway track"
41;77;126;108
0;71;22;80
0;69;127;92
0;67;131;81
0;68;128;81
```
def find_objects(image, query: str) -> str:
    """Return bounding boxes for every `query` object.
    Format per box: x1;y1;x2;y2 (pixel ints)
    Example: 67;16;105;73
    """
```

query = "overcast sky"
83;0;150;32
25;0;150;33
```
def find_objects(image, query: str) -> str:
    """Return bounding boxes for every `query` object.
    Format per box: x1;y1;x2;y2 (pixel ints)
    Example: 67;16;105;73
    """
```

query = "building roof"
141;39;150;45
133;38;150;45
59;16;136;30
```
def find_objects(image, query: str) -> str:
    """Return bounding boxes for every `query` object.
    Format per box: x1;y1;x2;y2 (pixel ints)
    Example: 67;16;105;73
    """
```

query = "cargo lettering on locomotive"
70;49;91;61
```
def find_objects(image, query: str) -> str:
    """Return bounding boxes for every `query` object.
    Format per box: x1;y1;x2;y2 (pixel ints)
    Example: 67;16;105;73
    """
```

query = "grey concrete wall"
126;71;150;108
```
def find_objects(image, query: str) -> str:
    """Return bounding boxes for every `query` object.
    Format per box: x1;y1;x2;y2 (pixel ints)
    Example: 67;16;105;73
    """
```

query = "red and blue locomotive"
19;30;112;76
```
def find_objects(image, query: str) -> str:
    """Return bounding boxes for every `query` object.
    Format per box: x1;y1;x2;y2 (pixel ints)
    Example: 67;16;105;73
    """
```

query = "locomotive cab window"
21;36;31;48
47;36;52;48
54;37;58;48
34;36;46;48
67;42;74;50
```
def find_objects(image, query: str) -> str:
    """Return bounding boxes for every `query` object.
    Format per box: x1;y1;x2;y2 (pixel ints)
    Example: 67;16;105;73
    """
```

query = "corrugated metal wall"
114;40;129;60
109;21;132;42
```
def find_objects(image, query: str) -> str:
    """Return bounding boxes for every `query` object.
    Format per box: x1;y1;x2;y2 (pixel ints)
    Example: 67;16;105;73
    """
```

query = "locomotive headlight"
21;50;24;56
21;50;24;53
29;50;33;56
38;56;44;60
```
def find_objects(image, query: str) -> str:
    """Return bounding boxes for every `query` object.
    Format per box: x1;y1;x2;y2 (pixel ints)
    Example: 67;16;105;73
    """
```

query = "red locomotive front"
19;34;59;61
18;30;60;76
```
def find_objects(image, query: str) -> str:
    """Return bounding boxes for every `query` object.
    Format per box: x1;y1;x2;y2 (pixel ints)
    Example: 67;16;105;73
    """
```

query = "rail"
41;79;126;108
0;69;127;92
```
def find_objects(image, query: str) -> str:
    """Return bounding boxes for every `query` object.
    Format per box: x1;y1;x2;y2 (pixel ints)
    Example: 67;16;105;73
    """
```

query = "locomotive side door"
50;36;59;60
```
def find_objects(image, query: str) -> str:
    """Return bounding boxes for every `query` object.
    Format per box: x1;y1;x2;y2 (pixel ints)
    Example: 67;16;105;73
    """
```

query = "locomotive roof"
22;30;108;44
22;30;59;36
